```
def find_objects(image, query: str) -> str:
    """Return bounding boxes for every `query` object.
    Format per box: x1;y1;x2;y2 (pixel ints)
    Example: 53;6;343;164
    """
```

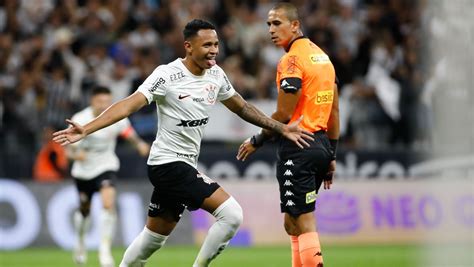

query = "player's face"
91;93;112;116
267;9;297;48
185;29;219;69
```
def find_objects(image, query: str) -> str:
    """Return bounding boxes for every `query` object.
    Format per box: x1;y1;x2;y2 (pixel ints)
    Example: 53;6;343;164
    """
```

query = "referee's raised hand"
52;119;86;146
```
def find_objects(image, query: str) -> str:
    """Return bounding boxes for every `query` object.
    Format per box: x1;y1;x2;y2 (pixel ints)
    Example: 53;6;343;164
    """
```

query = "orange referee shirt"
276;37;336;132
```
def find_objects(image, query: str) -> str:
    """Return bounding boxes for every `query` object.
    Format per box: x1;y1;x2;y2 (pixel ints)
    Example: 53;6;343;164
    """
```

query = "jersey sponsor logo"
309;54;330;64
315;90;333;105
170;71;185;81
284;169;293;176
223;75;232;91
284;159;294;166
284;180;293;186
176;152;196;159
306;190;317;204
285;200;296;206
178;94;191;100
149;77;166;93
193;97;205;102
176;117;209;127
207;69;219;76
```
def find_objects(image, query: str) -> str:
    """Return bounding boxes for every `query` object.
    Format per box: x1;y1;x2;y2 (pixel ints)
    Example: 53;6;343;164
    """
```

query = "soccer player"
68;86;150;267
53;19;313;267
236;3;340;267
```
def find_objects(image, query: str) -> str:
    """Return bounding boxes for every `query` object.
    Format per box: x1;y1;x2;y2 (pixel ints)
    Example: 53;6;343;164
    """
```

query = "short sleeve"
217;71;236;101
279;55;304;80
136;65;169;104
277;55;304;93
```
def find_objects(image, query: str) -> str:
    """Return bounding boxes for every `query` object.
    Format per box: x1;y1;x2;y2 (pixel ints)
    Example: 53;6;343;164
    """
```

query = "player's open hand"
52;119;86;146
236;138;258;161
323;159;336;190
282;116;314;149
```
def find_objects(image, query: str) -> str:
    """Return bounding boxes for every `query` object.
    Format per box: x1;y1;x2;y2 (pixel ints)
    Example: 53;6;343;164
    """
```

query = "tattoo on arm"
237;102;284;134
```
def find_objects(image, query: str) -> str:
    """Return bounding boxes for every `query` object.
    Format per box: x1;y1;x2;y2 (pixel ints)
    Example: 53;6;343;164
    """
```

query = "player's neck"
285;33;305;52
182;58;205;76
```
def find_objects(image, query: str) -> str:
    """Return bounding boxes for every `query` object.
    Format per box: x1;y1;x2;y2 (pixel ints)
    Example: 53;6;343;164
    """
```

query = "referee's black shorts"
147;161;220;221
276;131;332;216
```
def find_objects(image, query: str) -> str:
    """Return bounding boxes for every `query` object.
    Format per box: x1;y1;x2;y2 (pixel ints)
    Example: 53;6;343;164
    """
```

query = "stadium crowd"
0;0;431;178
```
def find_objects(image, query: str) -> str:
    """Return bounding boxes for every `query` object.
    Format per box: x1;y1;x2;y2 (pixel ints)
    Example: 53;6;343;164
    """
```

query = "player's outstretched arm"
222;93;313;149
53;92;148;146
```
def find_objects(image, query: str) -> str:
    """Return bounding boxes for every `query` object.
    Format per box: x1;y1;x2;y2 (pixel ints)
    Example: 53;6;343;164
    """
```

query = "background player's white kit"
71;107;132;179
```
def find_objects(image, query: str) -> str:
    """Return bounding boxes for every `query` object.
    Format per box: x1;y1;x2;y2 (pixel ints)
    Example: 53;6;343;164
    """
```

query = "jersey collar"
285;35;307;52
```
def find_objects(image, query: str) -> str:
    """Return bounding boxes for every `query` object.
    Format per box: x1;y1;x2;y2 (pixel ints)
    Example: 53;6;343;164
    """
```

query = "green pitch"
1;244;472;267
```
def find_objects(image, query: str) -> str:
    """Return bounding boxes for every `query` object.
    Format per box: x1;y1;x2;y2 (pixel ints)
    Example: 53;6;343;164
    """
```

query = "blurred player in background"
53;19;313;267
68;86;149;267
237;3;340;267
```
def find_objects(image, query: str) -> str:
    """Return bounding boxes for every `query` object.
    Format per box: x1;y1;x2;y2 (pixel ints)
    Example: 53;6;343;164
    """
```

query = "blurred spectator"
33;125;68;182
0;0;431;178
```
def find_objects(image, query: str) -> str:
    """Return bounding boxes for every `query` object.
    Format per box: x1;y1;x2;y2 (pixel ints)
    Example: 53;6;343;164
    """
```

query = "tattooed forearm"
238;102;285;134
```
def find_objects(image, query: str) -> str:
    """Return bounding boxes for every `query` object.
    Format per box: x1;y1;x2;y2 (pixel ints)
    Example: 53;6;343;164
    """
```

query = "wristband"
250;131;269;148
329;139;338;160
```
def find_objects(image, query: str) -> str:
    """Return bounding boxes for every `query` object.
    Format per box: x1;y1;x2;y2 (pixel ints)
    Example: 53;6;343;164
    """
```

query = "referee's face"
185;29;219;70
267;8;298;48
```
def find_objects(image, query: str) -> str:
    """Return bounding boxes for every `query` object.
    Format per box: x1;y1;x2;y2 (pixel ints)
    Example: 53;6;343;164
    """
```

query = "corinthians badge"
205;84;217;104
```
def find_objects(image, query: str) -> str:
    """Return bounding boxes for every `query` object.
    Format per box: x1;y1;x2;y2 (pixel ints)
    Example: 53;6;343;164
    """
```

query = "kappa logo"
284;190;294;196
197;172;215;184
285;200;296;206
284;180;293;186
284;160;294;166
284;169;293;176
280;79;297;91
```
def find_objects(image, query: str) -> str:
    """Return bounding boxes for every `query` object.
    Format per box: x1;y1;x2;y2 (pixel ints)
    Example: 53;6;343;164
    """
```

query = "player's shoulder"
72;107;92;120
152;59;182;76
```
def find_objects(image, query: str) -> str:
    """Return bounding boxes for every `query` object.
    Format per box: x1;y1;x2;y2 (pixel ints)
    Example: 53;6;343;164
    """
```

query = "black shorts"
276;131;332;216
147;161;220;221
74;171;117;203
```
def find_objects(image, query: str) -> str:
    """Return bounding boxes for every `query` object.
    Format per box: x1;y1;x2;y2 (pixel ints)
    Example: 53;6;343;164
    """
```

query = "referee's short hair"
91;86;111;96
183;19;216;40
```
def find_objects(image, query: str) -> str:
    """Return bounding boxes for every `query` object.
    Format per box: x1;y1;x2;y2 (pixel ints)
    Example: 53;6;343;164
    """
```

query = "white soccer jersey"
137;58;236;167
71;107;132;180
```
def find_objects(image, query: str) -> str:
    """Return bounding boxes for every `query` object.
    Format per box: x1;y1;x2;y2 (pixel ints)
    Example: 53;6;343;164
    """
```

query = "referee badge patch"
306;190;317;204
